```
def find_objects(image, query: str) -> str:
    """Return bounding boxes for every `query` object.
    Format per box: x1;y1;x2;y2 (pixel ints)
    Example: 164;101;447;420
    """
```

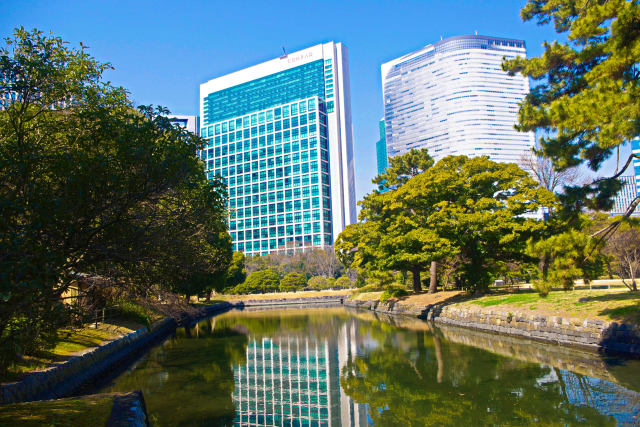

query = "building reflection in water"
232;321;367;426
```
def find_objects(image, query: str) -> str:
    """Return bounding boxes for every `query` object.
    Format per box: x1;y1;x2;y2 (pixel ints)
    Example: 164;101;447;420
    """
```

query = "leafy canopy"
503;0;640;214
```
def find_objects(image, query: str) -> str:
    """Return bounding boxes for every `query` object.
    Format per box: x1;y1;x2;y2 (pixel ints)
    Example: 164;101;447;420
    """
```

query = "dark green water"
100;307;640;426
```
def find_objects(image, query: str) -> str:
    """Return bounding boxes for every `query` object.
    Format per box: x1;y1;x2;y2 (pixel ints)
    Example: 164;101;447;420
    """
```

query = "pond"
100;307;640;426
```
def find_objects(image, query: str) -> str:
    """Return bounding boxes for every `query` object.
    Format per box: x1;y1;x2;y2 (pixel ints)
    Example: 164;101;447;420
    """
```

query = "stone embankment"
227;295;344;308
0;302;233;405
344;299;640;356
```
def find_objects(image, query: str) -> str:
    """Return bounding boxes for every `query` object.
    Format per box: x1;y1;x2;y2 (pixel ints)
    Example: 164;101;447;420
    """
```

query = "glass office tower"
381;35;535;164
199;42;356;256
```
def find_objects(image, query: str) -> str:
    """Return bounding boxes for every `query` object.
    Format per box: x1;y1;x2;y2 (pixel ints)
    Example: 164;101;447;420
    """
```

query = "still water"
101;307;640;426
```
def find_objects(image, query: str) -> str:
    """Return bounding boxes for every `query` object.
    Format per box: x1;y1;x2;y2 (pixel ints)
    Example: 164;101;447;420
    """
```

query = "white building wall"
382;35;534;165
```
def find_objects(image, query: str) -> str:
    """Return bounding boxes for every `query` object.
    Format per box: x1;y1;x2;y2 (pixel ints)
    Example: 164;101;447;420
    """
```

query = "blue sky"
2;0;595;200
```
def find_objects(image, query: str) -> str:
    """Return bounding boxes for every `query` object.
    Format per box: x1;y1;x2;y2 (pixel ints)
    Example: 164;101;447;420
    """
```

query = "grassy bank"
0;395;114;426
351;288;640;324
2;322;141;383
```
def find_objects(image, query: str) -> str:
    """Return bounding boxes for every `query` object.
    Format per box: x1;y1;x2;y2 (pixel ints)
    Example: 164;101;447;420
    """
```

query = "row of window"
233;234;332;253
232;222;330;241
208;159;330;180
203;138;325;161
231;198;331;224
203;98;319;137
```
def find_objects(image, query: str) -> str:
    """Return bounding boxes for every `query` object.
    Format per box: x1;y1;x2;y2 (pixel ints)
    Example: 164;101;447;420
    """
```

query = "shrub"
334;276;352;289
114;301;152;330
279;272;307;292
380;288;409;302
532;280;552;297
307;276;333;290
234;269;280;294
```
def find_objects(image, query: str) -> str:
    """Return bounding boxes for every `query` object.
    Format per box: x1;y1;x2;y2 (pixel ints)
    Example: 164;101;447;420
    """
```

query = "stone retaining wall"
0;302;233;405
227;295;345;308
344;299;640;356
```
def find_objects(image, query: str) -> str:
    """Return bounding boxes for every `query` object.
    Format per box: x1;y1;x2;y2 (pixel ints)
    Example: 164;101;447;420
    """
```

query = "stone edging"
344;299;640;356
0;302;232;405
224;295;345;307
106;390;149;427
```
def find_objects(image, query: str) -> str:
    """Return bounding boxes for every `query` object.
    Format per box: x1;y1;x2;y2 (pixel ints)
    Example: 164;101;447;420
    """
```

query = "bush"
380;288;409;302
307;276;334;290
532;280;552;297
113;301;152;330
334;276;352;289
233;269;280;294
279;272;307;292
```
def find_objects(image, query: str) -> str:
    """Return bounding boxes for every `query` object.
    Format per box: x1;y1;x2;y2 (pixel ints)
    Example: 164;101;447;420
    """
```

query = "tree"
307;276;334;290
604;218;640;291
396;156;555;291
337;148;439;292
334;276;352;289
234;269;280;294
519;151;581;193
528;230;604;296
503;0;640;218
225;252;247;290
279;272;307;292
0;28;231;368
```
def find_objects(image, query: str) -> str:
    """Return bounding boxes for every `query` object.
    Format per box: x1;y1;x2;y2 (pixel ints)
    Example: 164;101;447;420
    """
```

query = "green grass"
3;322;137;383
0;396;114;426
462;289;640;323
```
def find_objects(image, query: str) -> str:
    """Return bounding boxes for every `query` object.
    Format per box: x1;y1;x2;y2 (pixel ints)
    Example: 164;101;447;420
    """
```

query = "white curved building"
381;35;534;164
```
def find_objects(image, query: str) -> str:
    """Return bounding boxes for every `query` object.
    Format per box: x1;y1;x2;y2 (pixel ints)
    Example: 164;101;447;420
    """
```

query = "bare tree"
604;226;640;291
519;151;581;193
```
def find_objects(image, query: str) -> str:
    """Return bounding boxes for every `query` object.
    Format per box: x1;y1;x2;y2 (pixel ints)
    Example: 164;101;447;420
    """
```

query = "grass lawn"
0;396;114;426
460;288;640;323
2;322;140;383
214;289;352;301
350;288;640;324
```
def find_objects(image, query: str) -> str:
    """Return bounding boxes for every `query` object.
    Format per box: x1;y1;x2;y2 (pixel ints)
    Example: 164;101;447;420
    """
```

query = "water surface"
101;307;640;426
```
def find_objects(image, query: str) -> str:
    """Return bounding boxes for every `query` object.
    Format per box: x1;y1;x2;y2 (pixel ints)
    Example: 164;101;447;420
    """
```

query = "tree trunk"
428;261;438;294
412;267;422;293
606;260;613;279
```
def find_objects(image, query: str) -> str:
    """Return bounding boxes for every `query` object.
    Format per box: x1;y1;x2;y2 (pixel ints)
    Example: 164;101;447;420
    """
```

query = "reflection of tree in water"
105;317;248;427
340;323;621;426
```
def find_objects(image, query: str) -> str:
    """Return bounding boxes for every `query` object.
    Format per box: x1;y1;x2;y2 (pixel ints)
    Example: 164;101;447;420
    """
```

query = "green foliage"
372;147;434;188
503;0;640;217
113;301;152;330
279;272;307;292
379;288;409;302
232;269;280;294
0;28;231;368
334;276;352;289
528;230;604;295
225;252;247;290
306;276;334;290
338;153;555;293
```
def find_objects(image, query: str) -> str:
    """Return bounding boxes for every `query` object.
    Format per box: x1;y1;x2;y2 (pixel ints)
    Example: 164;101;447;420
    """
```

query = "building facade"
232;323;367;426
168;114;199;134
632;137;640;194
375;119;387;176
610;175;639;216
381;35;534;164
199;42;356;256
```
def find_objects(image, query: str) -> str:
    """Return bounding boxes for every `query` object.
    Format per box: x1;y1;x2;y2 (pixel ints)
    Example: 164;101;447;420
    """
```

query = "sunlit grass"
3;322;138;383
464;289;640;323
0;396;114;426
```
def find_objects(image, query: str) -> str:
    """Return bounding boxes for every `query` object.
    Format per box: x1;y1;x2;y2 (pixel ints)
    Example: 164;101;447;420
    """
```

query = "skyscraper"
199;42;356;256
168;114;199;134
381;35;535;164
609;175;639;216
375;119;387;176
